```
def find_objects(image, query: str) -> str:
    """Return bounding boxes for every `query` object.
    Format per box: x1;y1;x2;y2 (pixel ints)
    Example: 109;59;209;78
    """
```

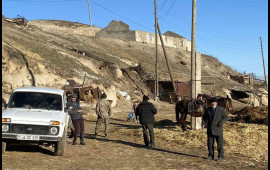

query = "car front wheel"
54;128;67;156
2;142;6;153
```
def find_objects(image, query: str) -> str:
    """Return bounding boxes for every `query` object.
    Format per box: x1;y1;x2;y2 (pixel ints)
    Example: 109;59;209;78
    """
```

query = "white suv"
2;87;69;156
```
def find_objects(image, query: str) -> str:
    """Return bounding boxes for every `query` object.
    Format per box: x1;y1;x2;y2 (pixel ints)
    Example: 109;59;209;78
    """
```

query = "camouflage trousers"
95;117;109;135
68;116;74;131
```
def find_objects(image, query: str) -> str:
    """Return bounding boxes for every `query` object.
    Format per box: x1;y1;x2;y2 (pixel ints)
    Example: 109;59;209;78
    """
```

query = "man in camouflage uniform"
94;93;112;137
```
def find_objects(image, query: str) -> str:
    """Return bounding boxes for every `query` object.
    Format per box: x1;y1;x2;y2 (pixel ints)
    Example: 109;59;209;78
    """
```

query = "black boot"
69;130;74;138
80;134;86;145
73;135;77;145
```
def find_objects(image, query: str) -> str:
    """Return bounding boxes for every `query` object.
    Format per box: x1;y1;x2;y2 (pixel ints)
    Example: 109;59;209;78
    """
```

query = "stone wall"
29;21;101;37
96;20;191;51
96;20;136;41
134;30;191;51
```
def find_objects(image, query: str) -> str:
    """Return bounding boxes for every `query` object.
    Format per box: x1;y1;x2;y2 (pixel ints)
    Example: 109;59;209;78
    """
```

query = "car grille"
10;124;50;135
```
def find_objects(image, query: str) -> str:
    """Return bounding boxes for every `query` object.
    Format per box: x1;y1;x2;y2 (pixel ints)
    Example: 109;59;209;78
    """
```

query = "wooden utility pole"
82;74;87;88
154;0;159;101
87;0;93;26
260;37;268;86
157;22;176;93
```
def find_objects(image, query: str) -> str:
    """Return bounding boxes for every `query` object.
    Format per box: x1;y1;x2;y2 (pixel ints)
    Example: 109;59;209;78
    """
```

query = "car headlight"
50;127;58;135
2;124;9;132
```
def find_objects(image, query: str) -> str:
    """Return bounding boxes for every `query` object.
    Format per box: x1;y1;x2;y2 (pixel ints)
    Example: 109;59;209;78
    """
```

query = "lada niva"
2;87;69;156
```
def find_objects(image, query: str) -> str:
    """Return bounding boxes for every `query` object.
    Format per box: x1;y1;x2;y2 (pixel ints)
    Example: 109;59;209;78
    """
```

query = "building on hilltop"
96;20;191;52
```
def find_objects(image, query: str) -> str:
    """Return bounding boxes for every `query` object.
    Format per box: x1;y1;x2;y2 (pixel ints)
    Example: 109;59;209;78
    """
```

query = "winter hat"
210;97;218;103
71;93;77;98
101;93;107;99
143;95;149;101
66;91;72;95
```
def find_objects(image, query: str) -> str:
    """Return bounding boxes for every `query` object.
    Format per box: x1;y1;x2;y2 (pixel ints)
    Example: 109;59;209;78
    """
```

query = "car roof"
13;87;64;95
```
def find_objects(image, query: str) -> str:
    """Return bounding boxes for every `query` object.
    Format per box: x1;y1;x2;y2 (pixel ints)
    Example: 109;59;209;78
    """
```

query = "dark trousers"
72;118;84;136
142;124;155;146
207;133;224;158
95;117;109;135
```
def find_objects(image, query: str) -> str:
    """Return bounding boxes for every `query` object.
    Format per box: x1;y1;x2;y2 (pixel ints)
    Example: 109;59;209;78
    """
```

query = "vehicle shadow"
84;134;201;159
6;144;54;156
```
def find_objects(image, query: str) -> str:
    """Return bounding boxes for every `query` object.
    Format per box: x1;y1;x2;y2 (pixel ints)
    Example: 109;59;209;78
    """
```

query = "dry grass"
111;110;268;163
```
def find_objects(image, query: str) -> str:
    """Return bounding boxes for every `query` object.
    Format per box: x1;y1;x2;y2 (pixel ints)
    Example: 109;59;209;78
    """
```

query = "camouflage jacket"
96;98;112;118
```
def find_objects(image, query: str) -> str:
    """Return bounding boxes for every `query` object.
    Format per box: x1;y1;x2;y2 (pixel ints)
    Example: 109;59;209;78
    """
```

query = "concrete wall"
96;21;136;41
96;20;191;51
135;30;191;51
243;74;254;86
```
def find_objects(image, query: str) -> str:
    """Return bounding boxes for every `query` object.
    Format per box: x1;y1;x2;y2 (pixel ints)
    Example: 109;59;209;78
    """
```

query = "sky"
2;0;268;79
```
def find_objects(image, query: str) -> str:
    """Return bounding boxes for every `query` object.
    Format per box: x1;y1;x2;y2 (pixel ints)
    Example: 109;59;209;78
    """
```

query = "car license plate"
17;135;40;141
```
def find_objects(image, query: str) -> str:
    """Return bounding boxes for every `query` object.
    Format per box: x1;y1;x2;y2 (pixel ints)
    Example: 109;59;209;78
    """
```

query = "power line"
158;0;176;22
91;1;154;32
157;0;168;12
161;18;262;51
167;11;259;43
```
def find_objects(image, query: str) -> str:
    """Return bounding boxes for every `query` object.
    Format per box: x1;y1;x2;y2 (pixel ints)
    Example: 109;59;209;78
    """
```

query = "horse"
175;94;233;131
175;94;205;131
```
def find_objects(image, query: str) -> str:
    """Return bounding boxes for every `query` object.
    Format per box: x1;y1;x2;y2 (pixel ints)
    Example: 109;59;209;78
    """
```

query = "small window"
148;34;153;41
181;40;184;47
165;37;168;42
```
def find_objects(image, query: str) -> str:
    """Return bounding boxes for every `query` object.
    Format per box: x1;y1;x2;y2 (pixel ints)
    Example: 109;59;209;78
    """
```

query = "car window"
8;92;63;111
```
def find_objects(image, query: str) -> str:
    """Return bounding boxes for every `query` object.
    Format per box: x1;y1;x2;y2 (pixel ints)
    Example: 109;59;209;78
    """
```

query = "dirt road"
2;106;268;170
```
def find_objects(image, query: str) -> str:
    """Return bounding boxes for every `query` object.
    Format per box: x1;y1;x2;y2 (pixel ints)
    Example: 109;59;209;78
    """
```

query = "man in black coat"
202;97;228;161
136;95;157;148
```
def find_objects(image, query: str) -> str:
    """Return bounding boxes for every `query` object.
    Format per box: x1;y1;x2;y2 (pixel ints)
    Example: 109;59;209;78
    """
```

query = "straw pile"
233;106;268;125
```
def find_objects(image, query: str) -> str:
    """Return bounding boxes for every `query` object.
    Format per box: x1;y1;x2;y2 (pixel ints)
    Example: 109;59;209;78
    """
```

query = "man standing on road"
94;93;112;137
136;95;157;148
66;91;75;138
67;93;86;145
202;97;228;161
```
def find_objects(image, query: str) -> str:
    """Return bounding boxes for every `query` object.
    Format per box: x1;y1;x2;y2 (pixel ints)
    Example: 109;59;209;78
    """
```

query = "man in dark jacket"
66;93;86;145
136;95;157;148
202;97;228;161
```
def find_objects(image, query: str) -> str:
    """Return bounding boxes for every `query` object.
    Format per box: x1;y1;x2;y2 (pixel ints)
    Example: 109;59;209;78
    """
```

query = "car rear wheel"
54;128;67;156
2;142;6;153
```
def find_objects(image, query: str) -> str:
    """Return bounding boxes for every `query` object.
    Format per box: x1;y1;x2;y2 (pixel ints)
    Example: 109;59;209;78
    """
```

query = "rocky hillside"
2;17;260;104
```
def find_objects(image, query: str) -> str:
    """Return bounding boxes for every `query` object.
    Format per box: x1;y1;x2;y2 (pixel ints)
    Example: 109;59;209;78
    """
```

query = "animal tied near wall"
175;95;205;131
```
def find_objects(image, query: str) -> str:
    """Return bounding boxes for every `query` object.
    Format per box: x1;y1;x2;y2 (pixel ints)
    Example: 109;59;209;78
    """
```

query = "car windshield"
8;92;63;111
